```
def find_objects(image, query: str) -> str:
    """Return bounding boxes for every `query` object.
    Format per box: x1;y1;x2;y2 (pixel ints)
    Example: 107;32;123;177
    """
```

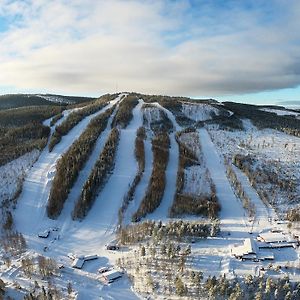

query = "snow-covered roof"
232;238;257;257
72;258;85;269
101;270;122;282
258;232;288;243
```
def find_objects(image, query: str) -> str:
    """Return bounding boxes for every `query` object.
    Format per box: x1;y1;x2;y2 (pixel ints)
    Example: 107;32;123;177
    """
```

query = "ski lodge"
231;238;274;261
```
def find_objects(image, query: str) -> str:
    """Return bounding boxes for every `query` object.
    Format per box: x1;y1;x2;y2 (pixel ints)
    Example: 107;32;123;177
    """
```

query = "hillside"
0;93;300;299
0;94;96;110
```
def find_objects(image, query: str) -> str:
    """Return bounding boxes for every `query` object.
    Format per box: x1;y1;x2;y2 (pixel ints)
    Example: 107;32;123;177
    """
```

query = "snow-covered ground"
6;96;140;299
37;94;74;104
2;100;300;299
260;107;300;118
14;97;120;236
142;105;162;126
182;102;220;121
190;127;299;280
0;150;40;205
207;119;300;213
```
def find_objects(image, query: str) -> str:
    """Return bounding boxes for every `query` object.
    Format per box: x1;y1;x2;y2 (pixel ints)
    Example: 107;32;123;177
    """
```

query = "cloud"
0;0;300;97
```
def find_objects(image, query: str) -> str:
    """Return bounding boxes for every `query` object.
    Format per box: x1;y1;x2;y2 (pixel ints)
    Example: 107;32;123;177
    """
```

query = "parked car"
106;245;120;250
38;230;50;238
98;267;110;274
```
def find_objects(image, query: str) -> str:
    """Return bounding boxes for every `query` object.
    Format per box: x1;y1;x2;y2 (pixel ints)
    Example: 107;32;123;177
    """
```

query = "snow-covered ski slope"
14;95;122;236
198;128;248;235
9;95;300;298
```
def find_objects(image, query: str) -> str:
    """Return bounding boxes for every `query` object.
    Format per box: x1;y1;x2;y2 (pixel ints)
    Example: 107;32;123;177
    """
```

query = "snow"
260;107;300;118
183;166;211;196
0;150;40;204
142;105;162;125
198;127;247;228
207;118;300;214
57;102;118;230
37;94;74;104
2;94;142;299
182;103;220;121
3;100;300;298
14;96;121;236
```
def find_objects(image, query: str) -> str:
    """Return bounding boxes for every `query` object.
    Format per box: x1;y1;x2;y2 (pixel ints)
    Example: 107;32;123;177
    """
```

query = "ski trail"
58;105;119;233
147;103;180;220
14;95;122;237
54;100;143;255
198;127;249;237
122;136;153;226
232;165;277;233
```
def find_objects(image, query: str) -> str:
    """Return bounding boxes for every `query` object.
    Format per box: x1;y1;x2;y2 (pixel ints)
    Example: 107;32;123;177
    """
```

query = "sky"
0;0;300;104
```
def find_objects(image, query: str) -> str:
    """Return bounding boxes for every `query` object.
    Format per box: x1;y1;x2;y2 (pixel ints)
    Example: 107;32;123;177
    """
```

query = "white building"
232;238;274;261
100;270;123;283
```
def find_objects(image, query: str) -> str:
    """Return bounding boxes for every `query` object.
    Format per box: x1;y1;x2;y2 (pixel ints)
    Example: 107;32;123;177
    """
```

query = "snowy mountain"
1;93;300;299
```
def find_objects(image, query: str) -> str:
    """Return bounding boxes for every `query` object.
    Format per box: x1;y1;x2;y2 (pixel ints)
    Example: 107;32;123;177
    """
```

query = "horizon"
0;0;300;104
0;90;300;107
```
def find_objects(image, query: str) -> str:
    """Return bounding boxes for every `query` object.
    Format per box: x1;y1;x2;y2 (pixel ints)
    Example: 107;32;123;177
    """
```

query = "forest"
223;102;300;137
48;94;113;151
132;131;170;222
111;94;139;128
0;105;63;166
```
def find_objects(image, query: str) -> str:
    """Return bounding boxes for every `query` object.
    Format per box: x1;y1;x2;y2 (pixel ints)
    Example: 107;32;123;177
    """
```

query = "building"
72;258;85;269
100;270;123;284
232;238;258;260
232;238;274;261
71;254;98;269
257;231;297;248
257;232;287;243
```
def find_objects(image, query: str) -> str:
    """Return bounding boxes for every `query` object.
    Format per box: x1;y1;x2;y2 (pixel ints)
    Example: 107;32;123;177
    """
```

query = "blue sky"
0;0;299;104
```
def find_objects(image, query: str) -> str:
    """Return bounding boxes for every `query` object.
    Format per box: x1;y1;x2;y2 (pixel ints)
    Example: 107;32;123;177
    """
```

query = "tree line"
225;160;256;217
132;131;170;222
47;106;115;218
48;94;113;151
0;105;62;166
72;128;120;219
118;127;146;225
223;101;300;137
117;219;220;245
49;112;63;127
111;94;139;128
